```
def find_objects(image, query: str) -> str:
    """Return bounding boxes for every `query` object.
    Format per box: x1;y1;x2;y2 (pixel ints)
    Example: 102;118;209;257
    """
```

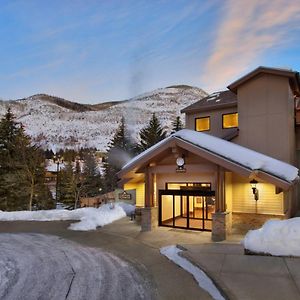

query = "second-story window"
195;117;210;132
223;113;238;128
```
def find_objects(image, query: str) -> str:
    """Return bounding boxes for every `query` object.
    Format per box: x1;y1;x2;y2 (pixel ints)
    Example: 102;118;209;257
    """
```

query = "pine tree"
74;159;84;209
0;108;53;211
59;162;76;208
59;159;85;209
103;117;133;192
171;116;183;133
82;153;102;197
137;113;167;152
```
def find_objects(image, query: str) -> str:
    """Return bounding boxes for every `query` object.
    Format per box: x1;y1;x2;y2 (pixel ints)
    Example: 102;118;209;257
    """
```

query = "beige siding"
124;182;145;207
185;107;238;138
232;174;284;215
235;74;296;164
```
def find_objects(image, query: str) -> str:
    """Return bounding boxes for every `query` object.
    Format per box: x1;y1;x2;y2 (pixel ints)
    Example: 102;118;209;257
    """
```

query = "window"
223;113;238;128
195;117;210;132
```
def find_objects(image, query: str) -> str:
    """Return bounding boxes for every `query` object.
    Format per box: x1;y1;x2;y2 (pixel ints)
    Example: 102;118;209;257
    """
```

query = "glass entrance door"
159;190;215;231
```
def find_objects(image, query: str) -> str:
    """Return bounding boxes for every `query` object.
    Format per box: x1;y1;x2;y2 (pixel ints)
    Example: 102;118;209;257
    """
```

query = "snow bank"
160;245;225;300
123;129;299;183
243;217;300;256
116;201;136;216
0;203;135;231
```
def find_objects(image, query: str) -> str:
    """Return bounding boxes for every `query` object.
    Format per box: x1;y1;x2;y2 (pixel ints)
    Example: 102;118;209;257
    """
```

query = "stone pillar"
212;211;232;241
141;207;158;231
135;207;142;225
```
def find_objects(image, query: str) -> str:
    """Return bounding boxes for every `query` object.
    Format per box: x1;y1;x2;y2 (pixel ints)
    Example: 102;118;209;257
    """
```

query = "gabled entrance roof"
119;129;299;190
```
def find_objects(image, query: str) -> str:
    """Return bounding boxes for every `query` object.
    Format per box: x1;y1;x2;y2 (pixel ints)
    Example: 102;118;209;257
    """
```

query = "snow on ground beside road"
243;217;300;256
160;245;225;300
0;202;135;231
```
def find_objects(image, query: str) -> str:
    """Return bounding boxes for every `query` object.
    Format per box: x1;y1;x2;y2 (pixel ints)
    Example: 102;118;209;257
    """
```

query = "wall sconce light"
176;156;186;172
250;179;259;201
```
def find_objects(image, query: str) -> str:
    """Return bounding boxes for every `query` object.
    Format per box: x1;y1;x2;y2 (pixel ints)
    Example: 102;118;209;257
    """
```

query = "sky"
0;0;300;104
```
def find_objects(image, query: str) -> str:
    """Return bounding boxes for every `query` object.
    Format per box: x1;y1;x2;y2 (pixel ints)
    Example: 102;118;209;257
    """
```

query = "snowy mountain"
0;85;207;152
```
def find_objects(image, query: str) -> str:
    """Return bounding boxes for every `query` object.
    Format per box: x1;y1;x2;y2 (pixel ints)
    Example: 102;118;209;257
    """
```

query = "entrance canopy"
119;129;299;190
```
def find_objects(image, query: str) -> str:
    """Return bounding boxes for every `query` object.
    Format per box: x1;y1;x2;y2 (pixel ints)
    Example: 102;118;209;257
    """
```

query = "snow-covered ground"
0;234;153;300
0;202;135;231
243;217;300;256
160;245;225;300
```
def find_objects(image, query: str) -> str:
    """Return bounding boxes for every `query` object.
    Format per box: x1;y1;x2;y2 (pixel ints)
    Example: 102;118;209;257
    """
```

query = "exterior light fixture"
250;179;259;201
176;156;186;172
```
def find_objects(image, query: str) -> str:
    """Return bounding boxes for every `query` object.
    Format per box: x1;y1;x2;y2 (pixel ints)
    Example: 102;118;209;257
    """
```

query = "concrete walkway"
181;243;300;300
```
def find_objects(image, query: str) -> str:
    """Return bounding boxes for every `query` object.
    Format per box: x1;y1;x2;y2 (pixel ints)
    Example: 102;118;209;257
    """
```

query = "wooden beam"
144;166;154;207
215;166;225;212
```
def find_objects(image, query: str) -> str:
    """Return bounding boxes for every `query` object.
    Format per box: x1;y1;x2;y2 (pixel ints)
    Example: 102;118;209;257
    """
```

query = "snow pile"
69;204;126;231
123;129;299;183
0;203;135;231
160;245;225;300
243;218;300;256
116;202;135;216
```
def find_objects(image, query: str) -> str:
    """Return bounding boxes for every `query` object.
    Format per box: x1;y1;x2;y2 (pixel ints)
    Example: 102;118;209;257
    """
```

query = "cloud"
202;0;300;92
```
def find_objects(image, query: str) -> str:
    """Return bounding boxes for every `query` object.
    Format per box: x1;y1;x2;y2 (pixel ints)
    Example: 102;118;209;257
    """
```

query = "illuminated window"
223;113;238;128
195;117;210;132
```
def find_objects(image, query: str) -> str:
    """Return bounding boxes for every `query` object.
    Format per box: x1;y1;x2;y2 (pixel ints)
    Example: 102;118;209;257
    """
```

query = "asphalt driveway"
0;219;215;300
0;233;154;300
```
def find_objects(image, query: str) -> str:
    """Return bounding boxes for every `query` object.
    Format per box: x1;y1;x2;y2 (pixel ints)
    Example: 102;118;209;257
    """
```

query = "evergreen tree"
0;108;53;211
59;159;85;209
171;116;183;133
59;162;76;208
44;149;54;159
18;142;53;210
82;153;102;197
137;113;167;152
73;159;84;209
103;117;133;192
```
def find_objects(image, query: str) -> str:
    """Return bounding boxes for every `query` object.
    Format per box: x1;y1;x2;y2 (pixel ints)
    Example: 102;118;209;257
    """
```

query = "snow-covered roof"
122;129;299;184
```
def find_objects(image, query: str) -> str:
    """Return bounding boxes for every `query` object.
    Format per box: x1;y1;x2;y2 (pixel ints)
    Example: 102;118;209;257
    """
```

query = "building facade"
118;66;300;240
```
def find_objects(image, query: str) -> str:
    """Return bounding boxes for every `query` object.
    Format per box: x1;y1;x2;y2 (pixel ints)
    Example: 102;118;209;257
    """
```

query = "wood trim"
174;137;293;190
149;164;217;174
118;135;293;191
117;139;174;177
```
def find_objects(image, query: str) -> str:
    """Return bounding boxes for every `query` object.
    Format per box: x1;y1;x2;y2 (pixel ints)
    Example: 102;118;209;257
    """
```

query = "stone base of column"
212;211;232;242
134;207;142;225
141;207;158;232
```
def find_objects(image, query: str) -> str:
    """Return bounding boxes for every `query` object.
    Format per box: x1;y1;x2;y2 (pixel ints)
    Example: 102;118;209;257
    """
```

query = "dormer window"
195;117;210;132
223;113;238;129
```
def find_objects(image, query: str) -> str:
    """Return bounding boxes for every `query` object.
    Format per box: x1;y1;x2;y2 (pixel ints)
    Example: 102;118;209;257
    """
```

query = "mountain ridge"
0;85;208;152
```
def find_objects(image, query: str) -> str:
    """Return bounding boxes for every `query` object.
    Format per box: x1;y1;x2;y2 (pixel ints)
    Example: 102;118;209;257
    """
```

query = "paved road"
0;233;154;300
0;219;218;300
